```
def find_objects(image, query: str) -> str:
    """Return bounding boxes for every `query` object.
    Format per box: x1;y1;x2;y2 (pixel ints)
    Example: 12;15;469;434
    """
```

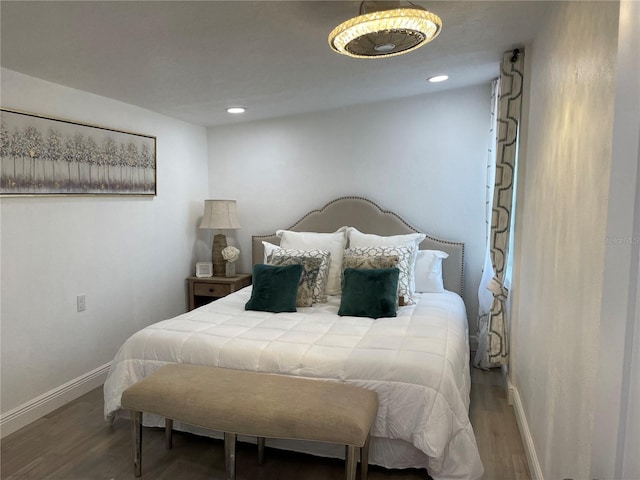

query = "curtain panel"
474;79;499;369
475;49;525;368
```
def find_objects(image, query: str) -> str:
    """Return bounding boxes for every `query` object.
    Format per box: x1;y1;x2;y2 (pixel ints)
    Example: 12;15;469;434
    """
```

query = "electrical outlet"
77;294;86;312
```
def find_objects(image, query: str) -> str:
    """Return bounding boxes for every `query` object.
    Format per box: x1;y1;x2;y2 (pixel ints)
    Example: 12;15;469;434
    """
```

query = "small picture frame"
195;262;213;278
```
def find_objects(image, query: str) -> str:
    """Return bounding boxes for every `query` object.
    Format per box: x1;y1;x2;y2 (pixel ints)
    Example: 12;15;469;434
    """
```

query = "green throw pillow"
245;263;303;313
338;268;400;319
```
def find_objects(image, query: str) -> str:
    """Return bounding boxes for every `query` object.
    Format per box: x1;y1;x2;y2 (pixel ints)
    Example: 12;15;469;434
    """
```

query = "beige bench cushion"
121;364;378;447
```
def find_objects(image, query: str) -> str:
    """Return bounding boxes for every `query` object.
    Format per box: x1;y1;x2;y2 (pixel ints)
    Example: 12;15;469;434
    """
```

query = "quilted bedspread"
103;287;483;480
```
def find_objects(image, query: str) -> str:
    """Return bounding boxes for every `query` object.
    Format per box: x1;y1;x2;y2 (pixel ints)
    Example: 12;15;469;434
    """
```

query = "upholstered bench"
120;363;378;480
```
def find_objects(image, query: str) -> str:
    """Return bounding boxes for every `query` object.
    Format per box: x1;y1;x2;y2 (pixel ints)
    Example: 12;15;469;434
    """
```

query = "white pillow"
414;250;448;293
347;227;426;293
347;227;426;250
262;241;281;264
345;245;415;305
276;228;348;295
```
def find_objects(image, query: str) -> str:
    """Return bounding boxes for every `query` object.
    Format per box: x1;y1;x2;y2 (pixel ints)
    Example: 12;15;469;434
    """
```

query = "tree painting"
0;109;156;195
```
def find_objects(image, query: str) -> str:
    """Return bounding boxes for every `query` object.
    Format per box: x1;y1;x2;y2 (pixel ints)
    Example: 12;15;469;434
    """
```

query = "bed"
103;197;484;480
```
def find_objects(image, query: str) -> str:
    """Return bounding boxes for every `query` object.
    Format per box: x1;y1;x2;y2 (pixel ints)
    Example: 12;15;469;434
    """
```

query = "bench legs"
345;434;371;480
257;436;266;465
256;436;369;480
224;432;237;480
345;445;357;480
130;413;174;477
361;434;370;480
256;435;370;480
130;419;369;480
131;411;142;477
165;418;173;449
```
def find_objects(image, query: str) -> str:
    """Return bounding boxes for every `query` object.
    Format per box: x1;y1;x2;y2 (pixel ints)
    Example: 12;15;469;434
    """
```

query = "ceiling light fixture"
226;107;246;114
328;1;442;59
427;74;449;83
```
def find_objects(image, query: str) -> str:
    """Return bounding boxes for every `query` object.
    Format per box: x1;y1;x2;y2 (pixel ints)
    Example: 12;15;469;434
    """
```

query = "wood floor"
1;367;530;480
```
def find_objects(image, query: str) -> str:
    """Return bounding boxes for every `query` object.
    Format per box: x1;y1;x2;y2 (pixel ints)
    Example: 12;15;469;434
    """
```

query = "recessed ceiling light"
427;75;449;83
226;107;246;114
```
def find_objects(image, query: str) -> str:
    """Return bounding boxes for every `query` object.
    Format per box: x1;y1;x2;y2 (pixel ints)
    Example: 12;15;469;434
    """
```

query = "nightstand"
187;273;252;311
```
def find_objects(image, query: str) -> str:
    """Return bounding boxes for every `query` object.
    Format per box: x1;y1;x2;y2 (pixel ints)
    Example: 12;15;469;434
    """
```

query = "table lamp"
199;199;240;276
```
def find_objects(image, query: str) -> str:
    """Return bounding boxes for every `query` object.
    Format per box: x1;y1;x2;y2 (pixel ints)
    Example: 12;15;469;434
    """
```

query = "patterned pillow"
269;248;331;303
342;255;399;271
276;229;347;296
345;246;415;305
268;256;323;307
347;227;425;294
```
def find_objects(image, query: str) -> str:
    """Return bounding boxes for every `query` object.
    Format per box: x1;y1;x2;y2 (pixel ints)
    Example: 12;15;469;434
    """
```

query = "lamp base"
212;233;227;276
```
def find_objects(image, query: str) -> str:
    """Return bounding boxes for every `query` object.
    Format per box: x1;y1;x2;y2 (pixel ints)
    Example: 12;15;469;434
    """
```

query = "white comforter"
104;287;483;480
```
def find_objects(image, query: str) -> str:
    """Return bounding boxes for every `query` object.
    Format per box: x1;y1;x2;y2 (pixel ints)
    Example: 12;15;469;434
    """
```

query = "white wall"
206;85;490;329
510;1;630;478
0;69;209;416
591;1;640;477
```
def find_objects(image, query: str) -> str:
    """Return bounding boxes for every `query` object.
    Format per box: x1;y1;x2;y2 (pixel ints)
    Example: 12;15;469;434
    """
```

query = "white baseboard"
0;362;111;438
506;375;544;480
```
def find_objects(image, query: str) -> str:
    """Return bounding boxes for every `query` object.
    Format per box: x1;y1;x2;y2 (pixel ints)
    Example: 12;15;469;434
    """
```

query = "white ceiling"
0;1;550;127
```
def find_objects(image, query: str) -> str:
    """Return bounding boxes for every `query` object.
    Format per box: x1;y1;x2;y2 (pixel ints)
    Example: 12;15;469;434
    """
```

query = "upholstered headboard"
251;197;465;298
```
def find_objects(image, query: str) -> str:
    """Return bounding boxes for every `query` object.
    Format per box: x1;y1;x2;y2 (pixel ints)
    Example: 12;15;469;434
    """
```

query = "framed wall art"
0;108;156;196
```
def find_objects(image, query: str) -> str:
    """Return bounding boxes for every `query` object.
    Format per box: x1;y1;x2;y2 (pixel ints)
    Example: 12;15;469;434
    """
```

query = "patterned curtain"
474;79;499;369
474;49;525;369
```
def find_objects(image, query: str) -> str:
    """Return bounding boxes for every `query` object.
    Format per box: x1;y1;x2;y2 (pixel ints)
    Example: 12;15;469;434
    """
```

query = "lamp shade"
199;200;241;230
